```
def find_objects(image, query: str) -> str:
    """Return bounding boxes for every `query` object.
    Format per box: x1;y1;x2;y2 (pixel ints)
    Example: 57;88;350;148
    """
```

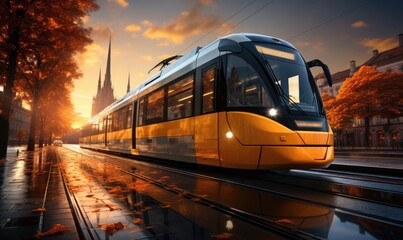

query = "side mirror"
307;59;332;87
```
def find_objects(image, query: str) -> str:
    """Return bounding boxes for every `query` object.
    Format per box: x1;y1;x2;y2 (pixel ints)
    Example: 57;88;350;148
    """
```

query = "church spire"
104;36;112;88
127;72;130;93
97;68;101;93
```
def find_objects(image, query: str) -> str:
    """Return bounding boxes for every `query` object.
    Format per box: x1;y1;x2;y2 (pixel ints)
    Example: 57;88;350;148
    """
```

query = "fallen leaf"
211;232;234;239
133;218;144;224
35;224;69;238
98;222;125;236
32;207;46;213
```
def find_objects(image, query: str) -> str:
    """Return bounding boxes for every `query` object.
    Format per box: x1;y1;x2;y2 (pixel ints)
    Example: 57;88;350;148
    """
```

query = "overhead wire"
176;0;368;57
286;2;370;41
221;0;275;36
177;0;263;55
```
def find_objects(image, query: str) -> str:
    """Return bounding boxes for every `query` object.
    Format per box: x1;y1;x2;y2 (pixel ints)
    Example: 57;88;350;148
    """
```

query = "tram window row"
81;64;217;138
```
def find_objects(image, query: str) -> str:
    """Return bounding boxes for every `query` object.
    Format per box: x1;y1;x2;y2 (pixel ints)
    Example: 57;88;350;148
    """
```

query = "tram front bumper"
258;145;334;169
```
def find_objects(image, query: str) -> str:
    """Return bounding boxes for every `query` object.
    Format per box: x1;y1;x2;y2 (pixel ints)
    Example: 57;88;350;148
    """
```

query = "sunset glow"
71;0;403;128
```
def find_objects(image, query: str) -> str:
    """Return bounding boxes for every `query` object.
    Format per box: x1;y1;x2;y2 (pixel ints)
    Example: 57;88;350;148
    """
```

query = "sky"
71;0;403;128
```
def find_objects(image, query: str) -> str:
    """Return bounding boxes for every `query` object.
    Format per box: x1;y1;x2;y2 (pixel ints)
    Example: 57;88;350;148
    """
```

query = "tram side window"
99;118;104;132
227;55;273;107
202;65;215;113
107;115;113;132
145;88;165;124
92;122;98;135
127;104;132;128
113;111;119;131
167;74;194;120
119;106;128;130
138;98;145;126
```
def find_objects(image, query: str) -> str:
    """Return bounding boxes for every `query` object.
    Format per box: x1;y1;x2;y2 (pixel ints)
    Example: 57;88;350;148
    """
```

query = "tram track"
55;150;100;240
61;146;403;239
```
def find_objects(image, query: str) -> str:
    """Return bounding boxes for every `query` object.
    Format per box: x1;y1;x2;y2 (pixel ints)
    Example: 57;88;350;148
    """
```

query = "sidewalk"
331;150;403;173
0;146;80;240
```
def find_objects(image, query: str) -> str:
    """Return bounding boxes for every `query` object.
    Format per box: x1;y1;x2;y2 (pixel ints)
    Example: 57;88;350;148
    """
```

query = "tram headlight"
268;108;277;117
226;220;234;231
225;131;234;139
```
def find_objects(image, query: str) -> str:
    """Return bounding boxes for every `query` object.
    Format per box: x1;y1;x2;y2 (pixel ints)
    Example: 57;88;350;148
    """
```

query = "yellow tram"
80;33;334;169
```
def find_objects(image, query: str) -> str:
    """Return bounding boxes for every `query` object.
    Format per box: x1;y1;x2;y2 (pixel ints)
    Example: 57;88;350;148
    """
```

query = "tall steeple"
91;37;116;117
127;73;130;93
97;68;101;93
104;36;112;89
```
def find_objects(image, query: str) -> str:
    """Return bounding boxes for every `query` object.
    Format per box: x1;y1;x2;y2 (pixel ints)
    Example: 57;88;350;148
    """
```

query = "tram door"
131;101;137;149
194;64;220;167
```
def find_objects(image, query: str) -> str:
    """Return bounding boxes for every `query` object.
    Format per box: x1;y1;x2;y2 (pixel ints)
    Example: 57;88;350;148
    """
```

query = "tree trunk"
27;95;38;151
0;11;20;158
38;115;44;148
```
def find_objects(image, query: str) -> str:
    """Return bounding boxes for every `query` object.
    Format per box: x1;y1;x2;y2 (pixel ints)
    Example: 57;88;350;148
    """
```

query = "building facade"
91;38;116;117
0;88;31;145
316;34;403;149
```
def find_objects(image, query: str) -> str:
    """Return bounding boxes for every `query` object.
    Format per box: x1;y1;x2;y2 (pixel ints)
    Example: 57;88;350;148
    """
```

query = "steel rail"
55;149;100;240
67;146;403;230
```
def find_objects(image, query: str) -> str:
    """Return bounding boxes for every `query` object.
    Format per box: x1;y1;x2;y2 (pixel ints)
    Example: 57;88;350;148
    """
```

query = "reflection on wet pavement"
59;146;403;239
0;147;79;239
58;148;282;239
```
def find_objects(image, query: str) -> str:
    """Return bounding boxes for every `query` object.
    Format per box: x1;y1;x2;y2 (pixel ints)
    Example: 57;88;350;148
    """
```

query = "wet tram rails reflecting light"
57;146;403;239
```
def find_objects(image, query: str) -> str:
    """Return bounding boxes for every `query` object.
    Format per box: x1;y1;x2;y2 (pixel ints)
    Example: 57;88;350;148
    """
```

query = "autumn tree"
327;66;403;147
35;77;76;147
0;0;98;155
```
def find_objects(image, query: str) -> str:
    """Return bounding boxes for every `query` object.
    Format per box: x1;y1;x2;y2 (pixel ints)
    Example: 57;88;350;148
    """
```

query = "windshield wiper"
259;50;306;115
277;87;307;115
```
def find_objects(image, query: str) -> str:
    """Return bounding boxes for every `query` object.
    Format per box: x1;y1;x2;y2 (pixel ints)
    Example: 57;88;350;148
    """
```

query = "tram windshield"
256;43;320;115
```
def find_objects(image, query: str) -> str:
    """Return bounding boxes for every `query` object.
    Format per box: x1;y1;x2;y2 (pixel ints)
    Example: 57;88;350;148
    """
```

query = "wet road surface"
60;145;403;239
1;145;402;239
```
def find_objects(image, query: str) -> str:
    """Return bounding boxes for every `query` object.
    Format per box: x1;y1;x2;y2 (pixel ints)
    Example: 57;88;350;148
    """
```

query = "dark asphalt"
0;146;79;240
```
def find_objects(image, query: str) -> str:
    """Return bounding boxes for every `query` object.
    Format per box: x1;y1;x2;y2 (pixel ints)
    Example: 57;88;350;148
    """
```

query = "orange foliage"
323;66;403;130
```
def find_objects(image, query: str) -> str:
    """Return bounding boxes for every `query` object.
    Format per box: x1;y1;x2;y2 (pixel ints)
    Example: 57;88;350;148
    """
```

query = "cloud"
76;43;104;67
90;24;113;40
198;0;215;7
142;5;231;45
125;24;142;37
125;24;142;32
140;55;153;62
108;0;129;8
351;21;369;28
359;37;397;52
295;40;325;54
